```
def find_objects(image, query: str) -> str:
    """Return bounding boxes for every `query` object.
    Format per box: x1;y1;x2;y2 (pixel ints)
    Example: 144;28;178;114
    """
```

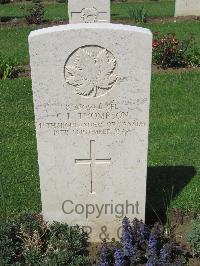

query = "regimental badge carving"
64;46;118;98
81;7;98;23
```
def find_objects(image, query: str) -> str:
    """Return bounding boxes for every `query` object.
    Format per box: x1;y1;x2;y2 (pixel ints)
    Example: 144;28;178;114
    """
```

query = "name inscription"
37;99;147;136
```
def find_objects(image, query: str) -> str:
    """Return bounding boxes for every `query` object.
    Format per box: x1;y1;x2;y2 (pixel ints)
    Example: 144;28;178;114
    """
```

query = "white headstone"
29;23;152;242
175;0;200;16
68;0;110;23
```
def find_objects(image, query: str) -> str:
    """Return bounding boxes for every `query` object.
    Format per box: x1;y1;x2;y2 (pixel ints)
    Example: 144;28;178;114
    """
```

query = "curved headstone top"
29;23;152;39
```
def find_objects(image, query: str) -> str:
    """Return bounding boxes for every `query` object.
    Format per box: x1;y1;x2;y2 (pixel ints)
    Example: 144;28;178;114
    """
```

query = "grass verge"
0;1;175;21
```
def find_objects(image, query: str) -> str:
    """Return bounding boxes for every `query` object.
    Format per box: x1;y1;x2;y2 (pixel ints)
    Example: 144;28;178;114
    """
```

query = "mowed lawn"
0;20;200;66
0;0;175;21
0;71;200;218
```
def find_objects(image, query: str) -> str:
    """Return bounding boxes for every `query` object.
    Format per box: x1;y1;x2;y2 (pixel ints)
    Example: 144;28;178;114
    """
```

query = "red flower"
152;40;159;48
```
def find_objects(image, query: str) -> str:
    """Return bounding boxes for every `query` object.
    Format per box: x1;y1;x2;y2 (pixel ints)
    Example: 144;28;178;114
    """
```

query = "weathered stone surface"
29;23;152;241
68;0;110;23
175;0;200;16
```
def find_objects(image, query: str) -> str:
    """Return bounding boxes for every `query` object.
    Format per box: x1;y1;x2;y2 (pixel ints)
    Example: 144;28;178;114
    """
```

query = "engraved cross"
75;140;111;193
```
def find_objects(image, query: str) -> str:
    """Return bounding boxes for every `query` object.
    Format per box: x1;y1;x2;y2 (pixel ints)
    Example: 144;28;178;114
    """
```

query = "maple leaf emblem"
64;47;118;98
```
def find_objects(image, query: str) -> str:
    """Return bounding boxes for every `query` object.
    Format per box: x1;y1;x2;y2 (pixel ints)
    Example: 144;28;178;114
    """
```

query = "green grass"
1;20;199;66
0;79;40;217
0;72;200;218
112;1;175;19
0;26;35;66
148;71;200;214
0;2;67;21
0;1;175;21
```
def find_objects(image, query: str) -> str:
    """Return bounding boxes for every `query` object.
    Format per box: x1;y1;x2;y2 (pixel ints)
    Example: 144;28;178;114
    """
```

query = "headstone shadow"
145;166;196;224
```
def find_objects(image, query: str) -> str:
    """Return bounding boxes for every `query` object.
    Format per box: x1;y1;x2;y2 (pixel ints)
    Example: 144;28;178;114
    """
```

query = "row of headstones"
28;0;198;242
68;0;200;23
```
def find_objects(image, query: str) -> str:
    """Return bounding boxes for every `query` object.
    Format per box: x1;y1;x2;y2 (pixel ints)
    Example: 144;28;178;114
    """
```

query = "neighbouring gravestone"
175;0;200;17
29;22;152;241
68;0;110;23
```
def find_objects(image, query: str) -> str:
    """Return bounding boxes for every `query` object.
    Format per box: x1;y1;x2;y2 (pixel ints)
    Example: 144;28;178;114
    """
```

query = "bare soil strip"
0;16;199;28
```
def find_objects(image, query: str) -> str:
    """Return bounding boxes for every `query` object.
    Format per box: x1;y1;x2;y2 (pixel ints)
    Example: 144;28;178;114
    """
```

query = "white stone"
68;0;110;23
29;23;152;242
175;0;200;16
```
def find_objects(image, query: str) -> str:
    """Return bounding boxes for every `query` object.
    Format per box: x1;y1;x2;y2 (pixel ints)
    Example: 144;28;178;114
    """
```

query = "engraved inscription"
64;46;118;98
81;8;98;23
75;140;111;193
37;99;148;137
